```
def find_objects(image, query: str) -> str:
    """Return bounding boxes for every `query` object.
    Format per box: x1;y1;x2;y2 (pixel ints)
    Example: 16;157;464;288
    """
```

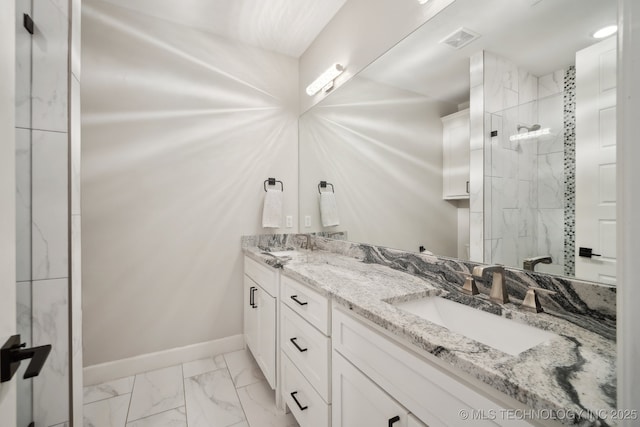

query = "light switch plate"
286;215;293;228
304;216;311;227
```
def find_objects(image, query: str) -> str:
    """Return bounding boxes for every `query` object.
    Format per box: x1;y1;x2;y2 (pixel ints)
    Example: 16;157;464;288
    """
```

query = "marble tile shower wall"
15;0;71;426
483;51;565;274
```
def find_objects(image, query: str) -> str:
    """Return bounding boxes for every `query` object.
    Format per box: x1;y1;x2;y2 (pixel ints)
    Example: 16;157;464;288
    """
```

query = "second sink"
395;296;557;356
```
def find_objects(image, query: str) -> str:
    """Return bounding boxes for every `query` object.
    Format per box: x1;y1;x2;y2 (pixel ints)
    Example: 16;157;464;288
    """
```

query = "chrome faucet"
294;234;314;250
523;255;552;272
472;264;508;304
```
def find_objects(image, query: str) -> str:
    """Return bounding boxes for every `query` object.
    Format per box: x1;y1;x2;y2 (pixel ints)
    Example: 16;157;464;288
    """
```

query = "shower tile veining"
82;350;298;427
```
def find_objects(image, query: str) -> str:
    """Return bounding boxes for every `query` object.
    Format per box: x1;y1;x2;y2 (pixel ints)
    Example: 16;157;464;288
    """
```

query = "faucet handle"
521;287;557;313
459;272;479;296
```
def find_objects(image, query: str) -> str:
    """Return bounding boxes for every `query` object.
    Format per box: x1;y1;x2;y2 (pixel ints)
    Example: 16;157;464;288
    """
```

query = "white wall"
298;0;455;113
82;0;299;366
0;1;16;425
299;76;458;255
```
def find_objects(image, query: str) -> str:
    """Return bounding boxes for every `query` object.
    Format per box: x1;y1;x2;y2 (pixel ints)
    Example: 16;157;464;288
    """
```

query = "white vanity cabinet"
280;275;331;427
332;307;537;427
441;108;470;200
243;256;277;389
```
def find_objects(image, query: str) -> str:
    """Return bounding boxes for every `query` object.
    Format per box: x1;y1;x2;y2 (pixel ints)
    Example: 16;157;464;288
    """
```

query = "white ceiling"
98;0;348;58
360;0;617;104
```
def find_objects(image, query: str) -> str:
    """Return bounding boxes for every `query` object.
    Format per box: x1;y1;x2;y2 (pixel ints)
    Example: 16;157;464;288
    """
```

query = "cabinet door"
243;275;258;356
442;109;470;199
333;351;408;427
256;287;276;389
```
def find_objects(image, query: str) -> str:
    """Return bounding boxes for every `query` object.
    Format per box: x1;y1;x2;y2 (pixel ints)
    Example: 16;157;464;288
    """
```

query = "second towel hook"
318;181;334;194
264;177;284;192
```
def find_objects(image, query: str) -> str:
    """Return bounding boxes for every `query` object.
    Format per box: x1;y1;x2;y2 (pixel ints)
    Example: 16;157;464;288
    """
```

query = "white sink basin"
396;296;556;356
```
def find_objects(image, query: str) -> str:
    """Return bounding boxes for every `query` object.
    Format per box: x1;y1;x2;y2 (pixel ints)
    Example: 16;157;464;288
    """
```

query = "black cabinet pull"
290;391;308;411
250;287;257;308
466;180;470;194
388;415;400;426
289;337;308;352
290;295;308;306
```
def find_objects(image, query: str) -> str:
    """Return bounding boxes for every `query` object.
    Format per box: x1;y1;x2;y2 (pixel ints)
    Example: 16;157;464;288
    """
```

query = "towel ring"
318;181;334;194
264;178;284;192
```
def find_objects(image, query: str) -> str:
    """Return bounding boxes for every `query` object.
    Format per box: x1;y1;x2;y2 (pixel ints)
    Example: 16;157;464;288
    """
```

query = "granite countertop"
244;246;617;426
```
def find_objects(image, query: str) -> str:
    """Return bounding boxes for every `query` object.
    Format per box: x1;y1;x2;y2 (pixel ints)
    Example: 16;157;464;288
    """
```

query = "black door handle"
290;391;308;410
290;295;308;306
388;415;401;426
1;334;52;383
579;247;602;258
289;337;308;352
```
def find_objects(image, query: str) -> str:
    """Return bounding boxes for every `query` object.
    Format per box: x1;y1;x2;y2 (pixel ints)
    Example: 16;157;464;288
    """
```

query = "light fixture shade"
306;63;345;96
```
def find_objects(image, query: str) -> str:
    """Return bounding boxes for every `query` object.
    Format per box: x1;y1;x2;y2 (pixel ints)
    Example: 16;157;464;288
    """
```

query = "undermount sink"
395;296;557;356
268;250;298;256
261;250;298;258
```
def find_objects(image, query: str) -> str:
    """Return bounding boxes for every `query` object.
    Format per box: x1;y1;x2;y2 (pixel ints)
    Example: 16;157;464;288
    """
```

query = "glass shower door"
15;0;71;425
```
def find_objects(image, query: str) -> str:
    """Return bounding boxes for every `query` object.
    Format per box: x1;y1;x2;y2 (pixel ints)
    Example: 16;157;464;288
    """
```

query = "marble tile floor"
83;349;299;427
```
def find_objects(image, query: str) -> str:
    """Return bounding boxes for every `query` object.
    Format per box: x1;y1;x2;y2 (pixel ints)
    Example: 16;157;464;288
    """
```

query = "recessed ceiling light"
417;0;430;4
592;25;617;39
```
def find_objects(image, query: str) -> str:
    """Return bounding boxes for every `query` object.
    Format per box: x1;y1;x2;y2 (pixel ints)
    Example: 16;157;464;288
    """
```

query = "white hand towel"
262;189;283;228
320;192;340;227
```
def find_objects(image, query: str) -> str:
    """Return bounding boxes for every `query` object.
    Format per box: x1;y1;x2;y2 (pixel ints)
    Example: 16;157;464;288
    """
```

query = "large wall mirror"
298;0;617;285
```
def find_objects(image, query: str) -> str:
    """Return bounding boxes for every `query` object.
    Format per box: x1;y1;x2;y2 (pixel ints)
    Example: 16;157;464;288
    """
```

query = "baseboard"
83;334;245;386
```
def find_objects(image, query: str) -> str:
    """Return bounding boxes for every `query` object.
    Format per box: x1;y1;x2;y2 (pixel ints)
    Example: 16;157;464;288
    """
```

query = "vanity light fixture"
306;63;345;96
509;127;551;142
592;25;617;39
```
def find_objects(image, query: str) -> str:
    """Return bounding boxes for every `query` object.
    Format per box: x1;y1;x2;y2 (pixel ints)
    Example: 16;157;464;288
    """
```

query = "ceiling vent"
439;27;480;49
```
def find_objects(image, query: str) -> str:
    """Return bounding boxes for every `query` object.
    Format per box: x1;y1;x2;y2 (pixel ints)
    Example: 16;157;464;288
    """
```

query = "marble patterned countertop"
243;246;617;426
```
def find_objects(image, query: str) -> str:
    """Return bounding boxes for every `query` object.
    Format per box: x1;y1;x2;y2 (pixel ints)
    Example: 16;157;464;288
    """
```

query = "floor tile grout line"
124;374;137;425
123;405;187;425
181;362;189;427
82;392;131;407
228;363;251;427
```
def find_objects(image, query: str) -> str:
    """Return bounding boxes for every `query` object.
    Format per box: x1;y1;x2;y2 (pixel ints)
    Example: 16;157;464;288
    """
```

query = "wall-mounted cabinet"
442;109;470;200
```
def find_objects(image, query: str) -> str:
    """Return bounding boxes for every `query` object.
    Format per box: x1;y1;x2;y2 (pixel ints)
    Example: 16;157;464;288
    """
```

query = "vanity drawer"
281;275;330;335
282;353;331;427
244;256;277;297
281;304;331;401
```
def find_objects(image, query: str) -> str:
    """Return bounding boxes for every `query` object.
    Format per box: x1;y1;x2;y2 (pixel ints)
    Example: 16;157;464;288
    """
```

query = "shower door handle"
1;334;52;383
